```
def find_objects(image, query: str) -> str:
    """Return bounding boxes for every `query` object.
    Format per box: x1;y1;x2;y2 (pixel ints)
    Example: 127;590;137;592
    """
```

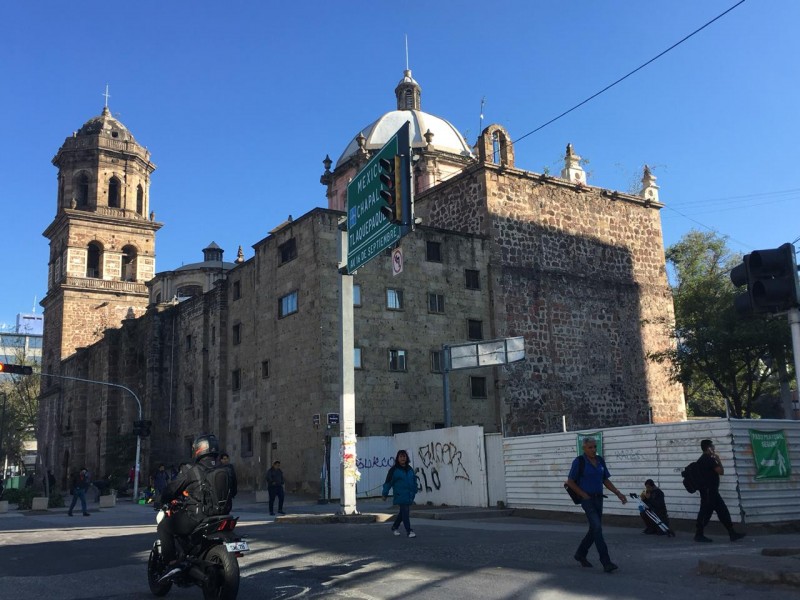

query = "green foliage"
4;487;36;509
651;231;790;418
48;492;65;508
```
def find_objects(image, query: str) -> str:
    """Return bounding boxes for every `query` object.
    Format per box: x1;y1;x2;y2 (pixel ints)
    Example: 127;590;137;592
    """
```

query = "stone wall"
420;164;685;434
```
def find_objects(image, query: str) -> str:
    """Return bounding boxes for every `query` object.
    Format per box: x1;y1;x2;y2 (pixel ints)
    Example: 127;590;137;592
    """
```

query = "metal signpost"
441;336;525;427
338;123;413;514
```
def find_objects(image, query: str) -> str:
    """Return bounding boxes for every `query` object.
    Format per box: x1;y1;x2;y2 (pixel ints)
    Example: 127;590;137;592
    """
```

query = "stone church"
37;71;685;493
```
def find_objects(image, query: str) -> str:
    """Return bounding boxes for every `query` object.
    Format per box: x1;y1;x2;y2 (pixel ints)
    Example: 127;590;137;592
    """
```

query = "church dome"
76;106;136;143
335;70;473;168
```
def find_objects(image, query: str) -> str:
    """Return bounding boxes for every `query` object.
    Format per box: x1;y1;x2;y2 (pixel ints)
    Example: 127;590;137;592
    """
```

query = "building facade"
38;72;684;492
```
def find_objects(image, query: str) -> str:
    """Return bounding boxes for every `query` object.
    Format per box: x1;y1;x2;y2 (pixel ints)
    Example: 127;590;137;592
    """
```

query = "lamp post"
39;372;144;501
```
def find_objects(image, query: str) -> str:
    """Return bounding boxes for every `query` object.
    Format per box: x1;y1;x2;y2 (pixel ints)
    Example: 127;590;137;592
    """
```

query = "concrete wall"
331;426;488;507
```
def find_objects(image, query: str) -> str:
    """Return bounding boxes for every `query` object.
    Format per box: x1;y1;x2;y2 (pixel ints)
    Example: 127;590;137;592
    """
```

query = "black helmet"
192;434;220;461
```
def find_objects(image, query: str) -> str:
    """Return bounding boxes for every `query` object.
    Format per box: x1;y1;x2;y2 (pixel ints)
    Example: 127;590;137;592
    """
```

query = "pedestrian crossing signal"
0;363;33;375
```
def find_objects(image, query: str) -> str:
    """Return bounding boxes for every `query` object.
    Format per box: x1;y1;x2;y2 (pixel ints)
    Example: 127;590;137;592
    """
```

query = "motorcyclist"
157;433;221;568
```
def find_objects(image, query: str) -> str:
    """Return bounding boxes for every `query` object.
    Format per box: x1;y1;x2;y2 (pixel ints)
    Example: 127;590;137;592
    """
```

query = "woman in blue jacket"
382;449;417;538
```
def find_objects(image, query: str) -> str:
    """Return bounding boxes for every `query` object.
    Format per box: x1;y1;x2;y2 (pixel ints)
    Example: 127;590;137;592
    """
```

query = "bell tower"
40;105;162;376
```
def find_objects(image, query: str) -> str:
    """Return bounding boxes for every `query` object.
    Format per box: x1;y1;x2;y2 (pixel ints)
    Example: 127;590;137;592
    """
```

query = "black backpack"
188;463;233;516
681;461;702;494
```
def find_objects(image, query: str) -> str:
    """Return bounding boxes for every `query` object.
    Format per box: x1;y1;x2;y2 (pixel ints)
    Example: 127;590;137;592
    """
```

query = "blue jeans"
69;488;88;515
576;495;611;566
392;504;412;533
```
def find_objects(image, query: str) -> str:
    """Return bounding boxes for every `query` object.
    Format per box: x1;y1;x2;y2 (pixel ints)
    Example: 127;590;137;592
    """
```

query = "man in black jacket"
157;434;221;566
220;453;238;499
266;460;285;515
694;439;746;543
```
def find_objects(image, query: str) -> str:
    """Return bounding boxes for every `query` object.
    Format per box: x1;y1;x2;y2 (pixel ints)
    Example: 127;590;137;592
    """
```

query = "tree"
650;231;790;418
0;355;39;468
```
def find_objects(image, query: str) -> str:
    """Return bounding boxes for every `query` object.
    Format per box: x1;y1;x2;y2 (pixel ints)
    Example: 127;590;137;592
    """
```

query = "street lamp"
38;372;145;501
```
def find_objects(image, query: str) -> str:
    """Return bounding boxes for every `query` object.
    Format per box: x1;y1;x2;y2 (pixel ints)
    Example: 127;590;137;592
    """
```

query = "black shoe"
269;512;275;516
278;511;286;515
694;534;713;543
603;563;619;573
574;554;592;568
83;512;90;516
729;531;746;542
67;513;73;517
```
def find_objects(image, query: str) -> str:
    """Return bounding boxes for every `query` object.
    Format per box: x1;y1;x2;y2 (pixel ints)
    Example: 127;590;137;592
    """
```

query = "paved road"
0;496;798;599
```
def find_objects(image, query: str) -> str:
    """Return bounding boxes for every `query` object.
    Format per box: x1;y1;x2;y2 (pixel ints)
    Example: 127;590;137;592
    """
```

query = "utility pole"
38;372;144;500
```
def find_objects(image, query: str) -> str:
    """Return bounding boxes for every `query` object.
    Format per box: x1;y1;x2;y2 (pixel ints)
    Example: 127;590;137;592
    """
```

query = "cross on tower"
102;84;111;108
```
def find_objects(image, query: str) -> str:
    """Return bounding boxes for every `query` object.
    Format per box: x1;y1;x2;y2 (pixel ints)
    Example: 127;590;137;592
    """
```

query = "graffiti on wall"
415;440;472;493
356;456;394;470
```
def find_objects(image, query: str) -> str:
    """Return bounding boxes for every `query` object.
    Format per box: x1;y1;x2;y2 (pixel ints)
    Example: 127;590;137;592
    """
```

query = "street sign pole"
338;217;357;514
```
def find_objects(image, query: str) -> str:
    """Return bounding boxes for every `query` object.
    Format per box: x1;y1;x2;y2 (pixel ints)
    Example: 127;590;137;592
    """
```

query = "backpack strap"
575;455;585;485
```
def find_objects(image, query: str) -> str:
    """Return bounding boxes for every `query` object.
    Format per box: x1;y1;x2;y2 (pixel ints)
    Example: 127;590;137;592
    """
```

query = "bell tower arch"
41;105;162;376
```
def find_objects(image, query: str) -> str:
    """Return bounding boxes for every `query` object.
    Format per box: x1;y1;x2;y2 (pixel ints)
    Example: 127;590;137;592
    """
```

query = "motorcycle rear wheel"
147;542;173;597
202;545;240;600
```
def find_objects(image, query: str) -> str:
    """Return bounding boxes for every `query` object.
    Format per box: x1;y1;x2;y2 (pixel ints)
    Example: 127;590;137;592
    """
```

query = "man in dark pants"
158;434;222;573
566;437;628;573
694;439;746;543
266;460;285;515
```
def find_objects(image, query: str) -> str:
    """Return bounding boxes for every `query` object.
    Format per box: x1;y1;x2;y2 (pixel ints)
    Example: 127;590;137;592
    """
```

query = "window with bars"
428;293;445;314
389;349;407;372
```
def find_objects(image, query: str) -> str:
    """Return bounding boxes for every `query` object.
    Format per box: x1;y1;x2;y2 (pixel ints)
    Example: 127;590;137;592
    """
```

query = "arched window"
136;185;144;215
108;176;121;208
75;172;89;207
492;132;501;165
87;242;102;278
122;245;137;281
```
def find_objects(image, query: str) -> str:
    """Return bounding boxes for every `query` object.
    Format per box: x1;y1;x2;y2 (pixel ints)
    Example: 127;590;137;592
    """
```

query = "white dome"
336;109;473;168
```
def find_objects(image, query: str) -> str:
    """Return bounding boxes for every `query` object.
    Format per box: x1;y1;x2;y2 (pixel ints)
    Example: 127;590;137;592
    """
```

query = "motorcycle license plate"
225;541;249;552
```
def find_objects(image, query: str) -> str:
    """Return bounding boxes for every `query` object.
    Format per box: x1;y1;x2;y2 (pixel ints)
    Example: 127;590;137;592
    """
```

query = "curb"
698;553;800;587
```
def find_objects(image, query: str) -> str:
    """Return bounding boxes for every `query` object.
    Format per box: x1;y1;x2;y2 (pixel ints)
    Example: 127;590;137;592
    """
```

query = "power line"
511;0;748;146
419;1;748;194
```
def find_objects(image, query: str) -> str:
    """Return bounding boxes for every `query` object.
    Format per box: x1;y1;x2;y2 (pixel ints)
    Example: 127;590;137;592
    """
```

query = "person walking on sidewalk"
382;449;417;538
266;460;285;515
68;467;91;517
565;437;627;573
694;439;746;543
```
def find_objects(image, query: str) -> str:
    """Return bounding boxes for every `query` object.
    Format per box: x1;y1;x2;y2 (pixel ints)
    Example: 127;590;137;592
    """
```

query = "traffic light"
379;155;403;225
0;363;33;375
730;243;800;315
133;419;152;438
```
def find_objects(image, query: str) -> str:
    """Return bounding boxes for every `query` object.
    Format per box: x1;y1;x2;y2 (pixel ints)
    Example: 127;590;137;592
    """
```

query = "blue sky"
1;0;797;329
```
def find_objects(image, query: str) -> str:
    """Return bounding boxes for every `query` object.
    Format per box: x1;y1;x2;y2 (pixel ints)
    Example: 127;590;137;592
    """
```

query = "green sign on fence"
576;432;603;457
749;429;791;479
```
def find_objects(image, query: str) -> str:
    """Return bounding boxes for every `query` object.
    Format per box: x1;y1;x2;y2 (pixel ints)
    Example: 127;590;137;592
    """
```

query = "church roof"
76;106;137;143
335;70;473;168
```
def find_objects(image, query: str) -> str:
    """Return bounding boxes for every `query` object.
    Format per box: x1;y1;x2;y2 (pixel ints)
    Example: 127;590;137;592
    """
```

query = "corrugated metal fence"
504;419;800;524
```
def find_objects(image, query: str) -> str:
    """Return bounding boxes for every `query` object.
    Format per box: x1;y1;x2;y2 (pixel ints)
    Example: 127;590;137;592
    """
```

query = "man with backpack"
565;437;627;573
693;439;746;543
157;434;234;566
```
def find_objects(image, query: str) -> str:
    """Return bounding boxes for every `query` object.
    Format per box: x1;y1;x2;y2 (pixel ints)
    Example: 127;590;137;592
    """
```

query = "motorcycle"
147;502;249;600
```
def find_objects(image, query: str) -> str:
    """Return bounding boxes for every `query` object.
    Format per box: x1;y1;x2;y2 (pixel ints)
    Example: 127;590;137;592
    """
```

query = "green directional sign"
346;122;410;273
749;429;791;479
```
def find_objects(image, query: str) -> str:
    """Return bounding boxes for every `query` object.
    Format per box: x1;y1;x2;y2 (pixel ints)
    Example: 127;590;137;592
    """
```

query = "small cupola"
203;242;223;263
395;69;421;111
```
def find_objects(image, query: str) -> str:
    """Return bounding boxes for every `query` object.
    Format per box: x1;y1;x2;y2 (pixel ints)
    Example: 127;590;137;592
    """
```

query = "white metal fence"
504;419;800;524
